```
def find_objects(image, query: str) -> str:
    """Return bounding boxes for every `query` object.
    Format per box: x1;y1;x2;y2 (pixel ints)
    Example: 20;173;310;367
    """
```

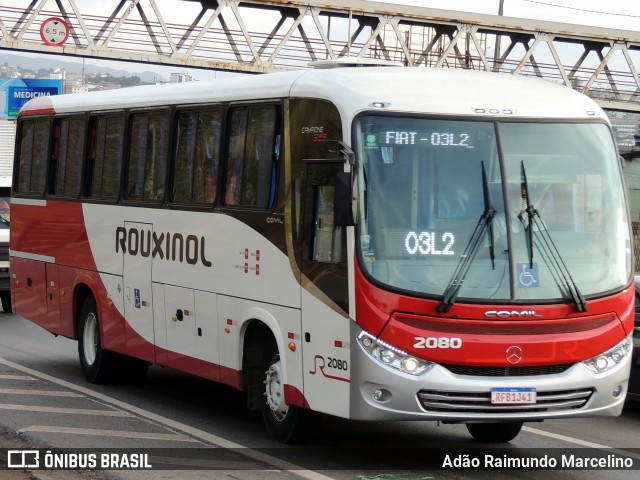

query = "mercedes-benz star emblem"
506;346;523;364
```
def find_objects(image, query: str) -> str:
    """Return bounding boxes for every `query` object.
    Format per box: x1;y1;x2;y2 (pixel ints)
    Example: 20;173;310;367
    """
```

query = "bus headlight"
357;331;433;376
582;334;632;374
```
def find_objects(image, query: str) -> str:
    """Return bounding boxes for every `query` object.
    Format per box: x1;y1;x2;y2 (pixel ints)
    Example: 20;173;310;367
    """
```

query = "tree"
118;76;143;87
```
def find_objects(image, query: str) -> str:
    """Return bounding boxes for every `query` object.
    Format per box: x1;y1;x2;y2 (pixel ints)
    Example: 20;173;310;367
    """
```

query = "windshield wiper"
518;161;535;269
438;161;496;313
517;161;587;312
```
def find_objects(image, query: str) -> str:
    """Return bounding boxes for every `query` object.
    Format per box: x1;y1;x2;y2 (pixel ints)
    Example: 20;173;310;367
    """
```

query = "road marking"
0;388;83;397
18;425;197;442
0;356;334;480
523;425;608;448
2;355;638;475
0;403;131;417
0;374;35;380
523;425;640;461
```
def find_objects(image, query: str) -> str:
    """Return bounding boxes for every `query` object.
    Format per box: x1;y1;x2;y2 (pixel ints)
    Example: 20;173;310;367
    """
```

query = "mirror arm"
338;141;356;165
327;140;356;165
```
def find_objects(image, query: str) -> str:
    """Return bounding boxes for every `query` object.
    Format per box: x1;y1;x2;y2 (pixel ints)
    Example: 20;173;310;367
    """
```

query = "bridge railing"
2;0;640;110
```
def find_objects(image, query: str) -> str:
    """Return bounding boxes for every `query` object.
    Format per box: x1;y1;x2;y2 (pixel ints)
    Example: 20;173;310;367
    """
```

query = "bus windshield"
356;116;630;302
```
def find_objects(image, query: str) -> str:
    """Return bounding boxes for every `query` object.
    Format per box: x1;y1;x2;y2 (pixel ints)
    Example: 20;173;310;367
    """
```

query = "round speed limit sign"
40;17;70;46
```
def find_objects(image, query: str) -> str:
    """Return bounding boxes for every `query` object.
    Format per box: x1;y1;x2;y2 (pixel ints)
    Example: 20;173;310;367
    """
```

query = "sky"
68;0;640;27
379;0;637;30
4;0;640;80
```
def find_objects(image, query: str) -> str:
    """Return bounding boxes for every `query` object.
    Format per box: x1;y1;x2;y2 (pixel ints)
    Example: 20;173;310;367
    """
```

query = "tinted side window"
224;106;278;208
173;108;222;204
17;121;35;193
128;111;170;202
16;118;49;195
86;115;124;200
52;117;84;197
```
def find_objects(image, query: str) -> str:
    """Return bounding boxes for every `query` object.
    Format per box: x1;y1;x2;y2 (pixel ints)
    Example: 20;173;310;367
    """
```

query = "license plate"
491;387;536;404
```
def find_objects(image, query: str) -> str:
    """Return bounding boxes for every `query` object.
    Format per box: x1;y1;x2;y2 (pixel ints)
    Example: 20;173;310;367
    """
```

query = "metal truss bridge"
2;0;640;114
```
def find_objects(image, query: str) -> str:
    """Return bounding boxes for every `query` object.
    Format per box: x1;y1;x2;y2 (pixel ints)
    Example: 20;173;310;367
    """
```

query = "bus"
10;63;634;444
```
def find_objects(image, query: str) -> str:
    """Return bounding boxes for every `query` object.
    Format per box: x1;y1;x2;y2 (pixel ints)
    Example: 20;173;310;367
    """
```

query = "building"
169;72;194;83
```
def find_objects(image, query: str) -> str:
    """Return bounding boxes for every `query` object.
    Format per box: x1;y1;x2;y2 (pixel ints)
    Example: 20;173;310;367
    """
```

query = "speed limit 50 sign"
40;17;70;46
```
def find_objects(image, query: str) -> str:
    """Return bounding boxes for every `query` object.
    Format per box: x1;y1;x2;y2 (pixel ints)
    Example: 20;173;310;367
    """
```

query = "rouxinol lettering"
115;227;212;267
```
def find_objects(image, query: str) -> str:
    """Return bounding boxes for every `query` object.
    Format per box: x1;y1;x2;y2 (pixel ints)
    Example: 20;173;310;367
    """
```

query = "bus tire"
0;291;11;313
78;295;118;384
465;422;523;442
261;348;314;444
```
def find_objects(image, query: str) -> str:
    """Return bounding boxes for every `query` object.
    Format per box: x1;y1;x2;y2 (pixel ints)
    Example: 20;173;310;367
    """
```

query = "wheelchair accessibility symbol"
517;263;539;288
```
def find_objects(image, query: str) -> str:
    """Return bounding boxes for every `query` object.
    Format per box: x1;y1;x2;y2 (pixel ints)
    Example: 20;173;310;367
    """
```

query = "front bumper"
349;323;631;422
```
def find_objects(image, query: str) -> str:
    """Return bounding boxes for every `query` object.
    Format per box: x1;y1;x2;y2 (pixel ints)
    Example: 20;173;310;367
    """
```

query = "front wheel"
261;352;315;444
466;422;523;442
78;295;118;384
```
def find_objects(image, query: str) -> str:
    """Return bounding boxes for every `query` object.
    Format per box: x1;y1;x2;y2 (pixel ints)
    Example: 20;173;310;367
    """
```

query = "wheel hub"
83;313;98;366
264;358;288;419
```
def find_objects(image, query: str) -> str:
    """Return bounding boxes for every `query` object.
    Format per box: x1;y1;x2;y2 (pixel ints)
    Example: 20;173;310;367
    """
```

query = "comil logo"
7;450;39;469
484;310;543;319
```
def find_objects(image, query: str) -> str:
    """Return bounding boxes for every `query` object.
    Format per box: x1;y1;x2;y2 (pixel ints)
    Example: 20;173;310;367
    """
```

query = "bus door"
122;221;155;362
299;161;351;417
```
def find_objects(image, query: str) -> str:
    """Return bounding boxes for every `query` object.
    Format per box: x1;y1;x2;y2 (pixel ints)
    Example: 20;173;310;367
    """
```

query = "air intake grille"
441;363;573;377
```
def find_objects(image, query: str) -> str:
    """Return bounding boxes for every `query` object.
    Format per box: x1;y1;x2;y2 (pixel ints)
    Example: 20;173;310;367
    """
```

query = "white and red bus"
10;64;634;443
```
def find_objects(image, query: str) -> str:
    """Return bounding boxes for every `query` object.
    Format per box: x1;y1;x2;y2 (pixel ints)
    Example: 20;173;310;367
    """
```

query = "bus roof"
20;66;606;122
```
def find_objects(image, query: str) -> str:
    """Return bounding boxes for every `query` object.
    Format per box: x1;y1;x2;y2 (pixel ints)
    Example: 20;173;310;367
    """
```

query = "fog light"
613;385;623;398
372;388;391;402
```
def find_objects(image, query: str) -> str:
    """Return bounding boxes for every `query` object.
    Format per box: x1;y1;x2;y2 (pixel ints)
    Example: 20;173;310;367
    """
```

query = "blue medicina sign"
134;288;141;308
517;263;540;288
1;79;62;118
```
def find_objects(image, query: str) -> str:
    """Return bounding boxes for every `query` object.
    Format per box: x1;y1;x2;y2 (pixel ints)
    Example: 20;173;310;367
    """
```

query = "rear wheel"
78;295;118;384
261;349;315;444
466;422;523;442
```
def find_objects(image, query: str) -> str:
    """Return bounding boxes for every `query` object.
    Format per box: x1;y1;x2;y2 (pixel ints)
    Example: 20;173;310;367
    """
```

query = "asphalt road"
0;311;639;480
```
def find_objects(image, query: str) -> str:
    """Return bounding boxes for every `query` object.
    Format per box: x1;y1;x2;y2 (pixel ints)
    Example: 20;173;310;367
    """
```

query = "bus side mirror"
335;171;358;226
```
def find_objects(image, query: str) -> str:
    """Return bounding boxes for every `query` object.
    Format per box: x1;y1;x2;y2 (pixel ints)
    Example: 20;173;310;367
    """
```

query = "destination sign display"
364;130;475;149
